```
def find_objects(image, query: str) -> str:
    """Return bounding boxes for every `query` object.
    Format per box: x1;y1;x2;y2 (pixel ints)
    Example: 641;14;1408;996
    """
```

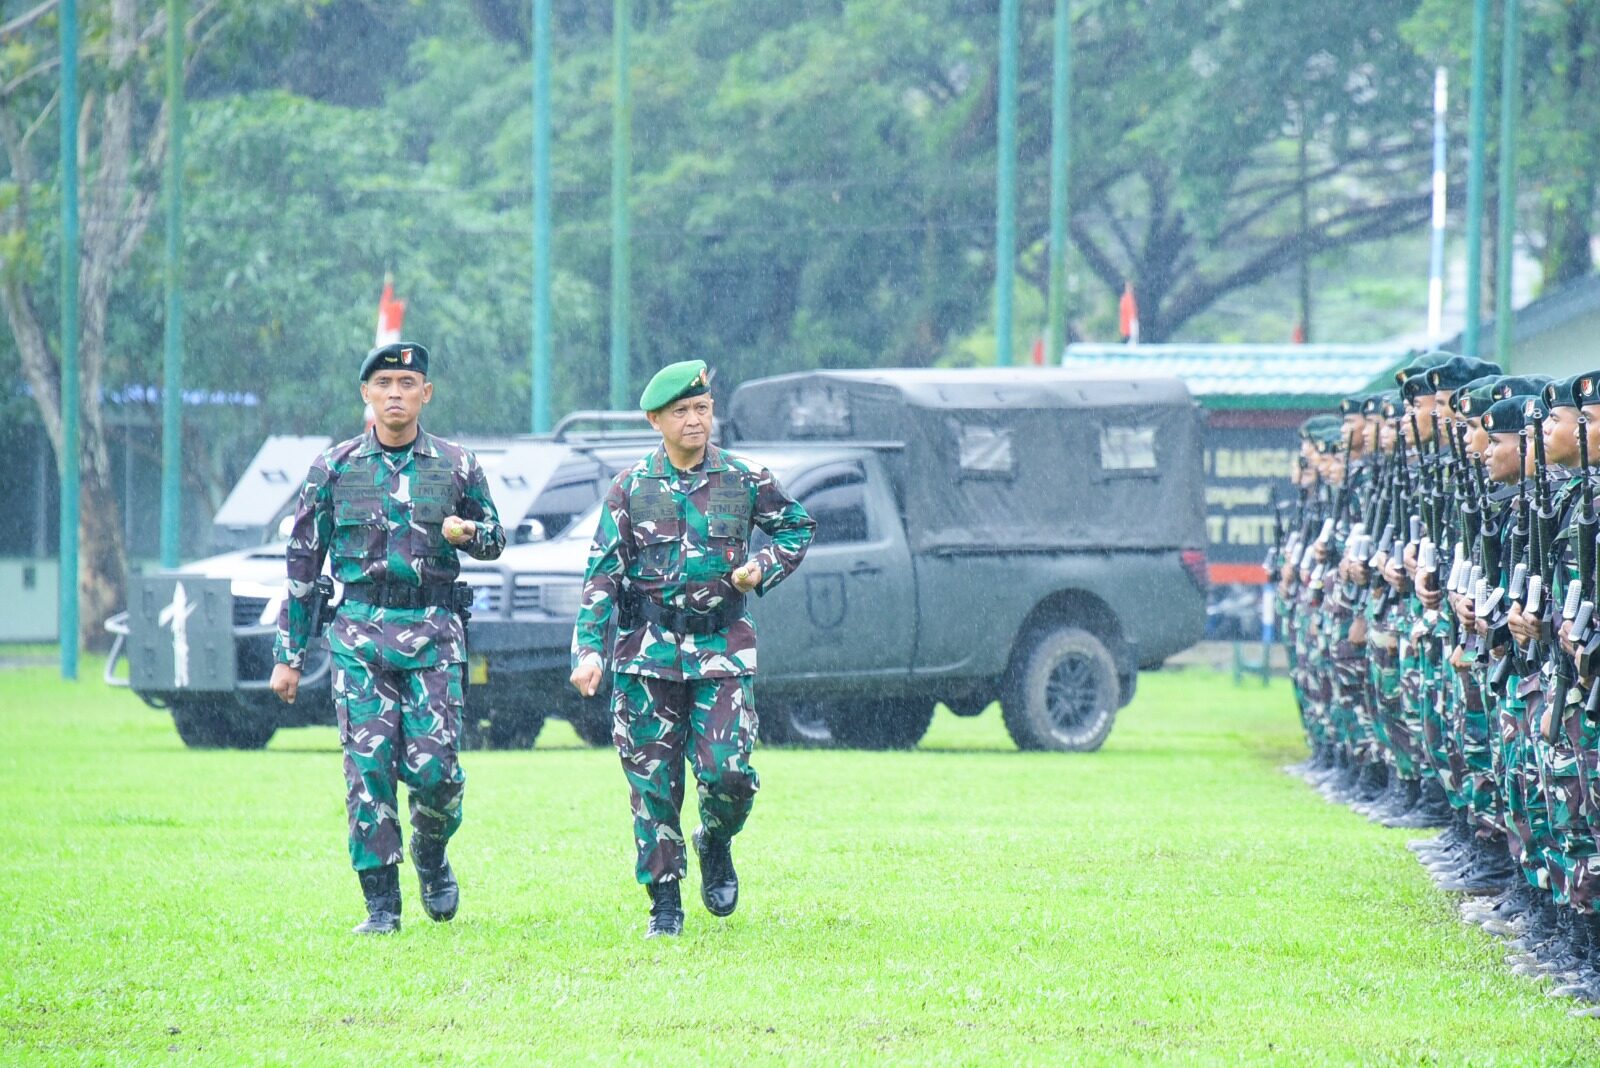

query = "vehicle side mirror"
276;514;294;541
515;519;548;544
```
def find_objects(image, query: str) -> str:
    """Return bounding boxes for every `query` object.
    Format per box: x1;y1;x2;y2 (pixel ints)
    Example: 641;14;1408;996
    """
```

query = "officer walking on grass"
569;360;815;938
269;341;505;935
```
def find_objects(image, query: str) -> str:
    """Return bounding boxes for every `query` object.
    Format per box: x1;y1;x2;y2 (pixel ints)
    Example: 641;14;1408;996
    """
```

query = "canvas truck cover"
727;369;1205;555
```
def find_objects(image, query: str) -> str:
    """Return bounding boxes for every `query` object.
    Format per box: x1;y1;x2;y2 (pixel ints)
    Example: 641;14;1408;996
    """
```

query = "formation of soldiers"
1274;350;1600;1016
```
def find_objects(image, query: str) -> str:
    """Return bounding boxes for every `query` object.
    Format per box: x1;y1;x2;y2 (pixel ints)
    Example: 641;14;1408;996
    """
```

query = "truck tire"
567;709;614;748
170;698;276;750
1001;624;1119;752
488;707;545;749
758;701;834;747
825;698;934;750
461;686;546;750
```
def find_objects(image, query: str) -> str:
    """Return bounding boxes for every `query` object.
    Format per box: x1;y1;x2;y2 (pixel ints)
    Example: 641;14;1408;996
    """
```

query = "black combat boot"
1350;757;1388;808
1465;876;1535;936
692;827;739;918
1437;834;1518;894
646;879;684;938
354;865;402;935
1398;780;1457;835
1353;767;1399;817
1555;914;1600;1002
1322;753;1365;802
410;835;459;922
1309;747;1349;790
1370;776;1421;823
1355;761;1391;807
1508;900;1561;966
1529;908;1582;979
1420;810;1474;867
1546;910;1594;990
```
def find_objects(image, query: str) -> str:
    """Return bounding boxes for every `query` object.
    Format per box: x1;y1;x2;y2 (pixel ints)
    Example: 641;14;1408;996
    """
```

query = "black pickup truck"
472;369;1209;751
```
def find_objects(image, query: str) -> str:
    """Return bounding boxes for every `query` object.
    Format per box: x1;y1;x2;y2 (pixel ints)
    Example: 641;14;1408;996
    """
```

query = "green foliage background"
4;0;1598;499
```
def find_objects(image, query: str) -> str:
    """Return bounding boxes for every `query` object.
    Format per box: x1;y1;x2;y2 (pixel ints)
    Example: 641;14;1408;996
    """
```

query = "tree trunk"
79;461;128;652
0;0;164;650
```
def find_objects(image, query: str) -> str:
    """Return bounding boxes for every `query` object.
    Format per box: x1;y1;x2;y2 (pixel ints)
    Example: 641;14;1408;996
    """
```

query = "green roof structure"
1059;343;1415;409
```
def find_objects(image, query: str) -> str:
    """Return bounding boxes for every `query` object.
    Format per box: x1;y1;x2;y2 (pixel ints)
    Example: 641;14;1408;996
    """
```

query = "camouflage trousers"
1545;688;1600;908
1439;665;1482;808
1398;629;1435;780
1456;654;1500;834
332;651;465;872
1368;632;1417;777
612;672;760;885
1331;626;1372;758
1501;675;1553;891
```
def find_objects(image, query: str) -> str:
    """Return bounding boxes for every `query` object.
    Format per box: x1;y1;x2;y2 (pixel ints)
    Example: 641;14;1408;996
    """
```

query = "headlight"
541;581;584;618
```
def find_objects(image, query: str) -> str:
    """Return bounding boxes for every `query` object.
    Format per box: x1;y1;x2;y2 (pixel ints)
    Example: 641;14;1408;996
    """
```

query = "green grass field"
4;664;1599;1065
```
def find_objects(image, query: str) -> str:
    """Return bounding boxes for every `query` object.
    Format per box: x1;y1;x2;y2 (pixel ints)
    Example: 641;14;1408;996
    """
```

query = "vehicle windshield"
564;503;603;542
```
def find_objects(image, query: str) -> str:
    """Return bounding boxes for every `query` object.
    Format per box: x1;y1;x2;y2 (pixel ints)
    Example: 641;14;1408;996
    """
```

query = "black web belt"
622;590;744;636
342;582;459;610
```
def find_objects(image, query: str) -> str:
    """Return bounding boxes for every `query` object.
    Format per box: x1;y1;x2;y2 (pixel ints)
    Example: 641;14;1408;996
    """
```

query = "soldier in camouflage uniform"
270;341;505;935
570;359;815;938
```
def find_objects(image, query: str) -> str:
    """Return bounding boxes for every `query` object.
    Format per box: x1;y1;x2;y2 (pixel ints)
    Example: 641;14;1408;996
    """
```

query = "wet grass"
2;663;1597;1064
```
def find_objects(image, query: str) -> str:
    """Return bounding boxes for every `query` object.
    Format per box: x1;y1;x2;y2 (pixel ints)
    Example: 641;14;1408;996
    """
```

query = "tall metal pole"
1494;0;1520;366
531;0;553;433
995;0;1018;367
160;0;185;568
1463;0;1491;356
609;0;631;409
58;0;81;680
1428;67;1448;343
1046;0;1071;365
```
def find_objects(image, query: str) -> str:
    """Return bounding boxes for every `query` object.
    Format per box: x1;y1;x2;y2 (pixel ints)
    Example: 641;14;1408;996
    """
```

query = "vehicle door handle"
848;561;881;577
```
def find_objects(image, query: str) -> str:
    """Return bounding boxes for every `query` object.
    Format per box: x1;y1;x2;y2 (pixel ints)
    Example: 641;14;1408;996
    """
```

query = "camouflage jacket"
273;427;505;671
572;444;815;680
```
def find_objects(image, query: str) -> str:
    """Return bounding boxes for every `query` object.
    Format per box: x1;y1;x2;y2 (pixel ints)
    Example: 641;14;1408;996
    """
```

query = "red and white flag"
365;274;407;429
375;274;406;346
1119;282;1140;344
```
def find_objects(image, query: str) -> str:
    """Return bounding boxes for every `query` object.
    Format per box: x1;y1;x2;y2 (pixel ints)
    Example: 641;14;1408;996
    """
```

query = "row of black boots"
1289;745;1600;1018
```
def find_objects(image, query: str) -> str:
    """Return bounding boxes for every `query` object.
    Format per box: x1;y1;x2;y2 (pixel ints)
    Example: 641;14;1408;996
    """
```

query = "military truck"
105;417;658;749
473;369;1209;751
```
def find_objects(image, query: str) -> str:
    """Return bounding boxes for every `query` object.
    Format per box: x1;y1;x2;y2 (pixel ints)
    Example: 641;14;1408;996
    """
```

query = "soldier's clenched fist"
270;663;300;704
570;663;603;697
442;515;477;545
731;561;762;592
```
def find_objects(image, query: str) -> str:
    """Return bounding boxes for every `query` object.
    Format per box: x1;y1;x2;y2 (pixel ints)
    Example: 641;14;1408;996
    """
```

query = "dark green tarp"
728;369;1206;555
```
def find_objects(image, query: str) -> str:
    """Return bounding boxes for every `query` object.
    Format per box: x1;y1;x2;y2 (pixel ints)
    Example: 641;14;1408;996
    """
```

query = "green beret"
1542;374;1582;411
1425;355;1502;393
1457;381;1502;418
1338;394;1368;417
639;359;711;412
1299;414;1341;440
1575;372;1600;406
1362;390;1396;416
1482;395;1540;435
1447;374;1501;413
1492;374;1552;402
1393;350;1453;388
360;341;429;381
